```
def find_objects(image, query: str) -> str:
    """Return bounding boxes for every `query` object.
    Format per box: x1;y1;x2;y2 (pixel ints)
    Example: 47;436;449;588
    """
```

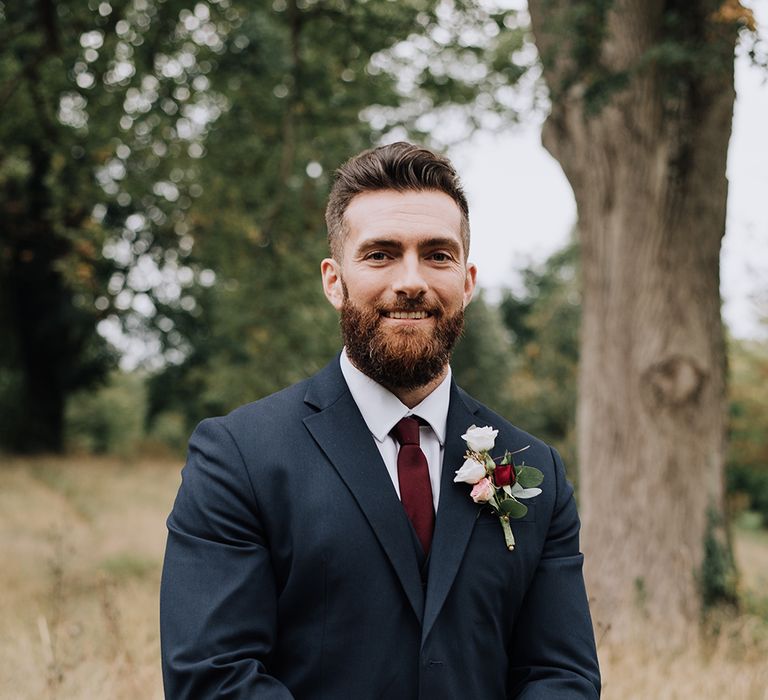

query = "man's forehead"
343;190;462;236
345;188;461;214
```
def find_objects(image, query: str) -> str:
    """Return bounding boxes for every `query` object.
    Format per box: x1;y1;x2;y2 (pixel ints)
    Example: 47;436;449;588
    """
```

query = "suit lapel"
303;360;425;622
421;383;481;645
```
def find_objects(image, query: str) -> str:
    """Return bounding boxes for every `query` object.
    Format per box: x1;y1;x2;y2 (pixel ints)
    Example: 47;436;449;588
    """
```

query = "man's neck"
383;366;449;408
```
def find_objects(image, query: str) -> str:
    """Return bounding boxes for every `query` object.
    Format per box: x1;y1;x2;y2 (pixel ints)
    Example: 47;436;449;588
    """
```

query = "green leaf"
516;466;544;488
500;499;528;518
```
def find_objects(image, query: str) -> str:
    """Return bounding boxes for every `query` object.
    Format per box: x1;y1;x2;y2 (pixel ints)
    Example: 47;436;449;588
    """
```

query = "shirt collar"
339;349;451;445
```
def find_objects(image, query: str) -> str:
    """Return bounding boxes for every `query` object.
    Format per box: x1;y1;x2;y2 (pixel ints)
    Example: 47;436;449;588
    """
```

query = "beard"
340;291;465;392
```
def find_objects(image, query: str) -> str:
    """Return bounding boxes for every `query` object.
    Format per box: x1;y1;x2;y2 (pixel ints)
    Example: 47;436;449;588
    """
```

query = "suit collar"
303;353;348;411
303;356;426;621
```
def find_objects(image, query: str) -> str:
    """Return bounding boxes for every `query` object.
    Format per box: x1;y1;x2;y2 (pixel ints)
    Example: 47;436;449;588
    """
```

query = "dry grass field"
1;455;767;699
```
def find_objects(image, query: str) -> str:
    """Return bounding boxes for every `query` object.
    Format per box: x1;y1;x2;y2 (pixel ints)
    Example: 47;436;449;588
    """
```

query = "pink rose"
470;478;494;504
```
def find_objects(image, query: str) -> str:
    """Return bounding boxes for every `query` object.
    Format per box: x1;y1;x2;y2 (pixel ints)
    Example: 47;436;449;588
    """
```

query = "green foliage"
501;499;527;518
146;0;530;434
699;507;739;611
516;465;544;488
497;240;581;472
729;465;768;529
65;371;146;456
727;338;768;526
540;0;753;113
0;0;231;450
146;409;189;454
454;244;581;479
633;576;648;614
100;553;158;580
452;290;517;418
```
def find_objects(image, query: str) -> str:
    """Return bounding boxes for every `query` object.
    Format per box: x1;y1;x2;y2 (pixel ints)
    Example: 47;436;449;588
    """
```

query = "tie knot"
391;416;421;446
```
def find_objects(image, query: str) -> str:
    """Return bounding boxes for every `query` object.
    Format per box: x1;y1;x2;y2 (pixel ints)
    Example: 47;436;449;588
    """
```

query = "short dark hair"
325;142;470;260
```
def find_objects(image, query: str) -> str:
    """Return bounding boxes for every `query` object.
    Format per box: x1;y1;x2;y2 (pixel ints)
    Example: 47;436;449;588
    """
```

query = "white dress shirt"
339;349;450;511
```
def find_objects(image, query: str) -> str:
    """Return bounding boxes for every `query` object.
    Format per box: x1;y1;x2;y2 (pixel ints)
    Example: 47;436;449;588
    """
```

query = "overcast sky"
454;6;768;340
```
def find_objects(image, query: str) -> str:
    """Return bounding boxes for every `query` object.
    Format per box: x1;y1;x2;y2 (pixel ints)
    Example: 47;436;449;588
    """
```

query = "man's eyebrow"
356;238;402;251
419;237;461;252
356;237;461;251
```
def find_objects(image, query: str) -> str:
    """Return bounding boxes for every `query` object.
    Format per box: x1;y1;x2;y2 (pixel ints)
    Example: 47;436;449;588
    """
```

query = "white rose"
461;425;499;453
453;457;486;484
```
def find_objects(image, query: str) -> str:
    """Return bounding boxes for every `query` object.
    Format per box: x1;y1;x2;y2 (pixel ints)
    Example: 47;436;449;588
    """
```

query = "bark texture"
527;0;740;639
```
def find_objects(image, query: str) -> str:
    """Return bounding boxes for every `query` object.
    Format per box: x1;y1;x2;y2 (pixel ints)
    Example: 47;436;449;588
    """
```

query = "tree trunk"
3;149;68;453
527;0;739;639
2;143;109;453
11;238;68;453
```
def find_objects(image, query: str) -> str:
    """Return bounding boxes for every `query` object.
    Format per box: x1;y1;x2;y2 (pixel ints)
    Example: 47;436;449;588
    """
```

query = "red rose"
494;464;515;487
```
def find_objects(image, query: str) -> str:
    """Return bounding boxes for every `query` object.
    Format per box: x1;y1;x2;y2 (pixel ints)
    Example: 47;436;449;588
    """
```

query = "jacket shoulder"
215;355;344;438
225;377;312;425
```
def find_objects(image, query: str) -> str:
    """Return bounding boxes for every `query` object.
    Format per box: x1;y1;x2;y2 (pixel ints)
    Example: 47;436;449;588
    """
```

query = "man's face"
321;189;476;390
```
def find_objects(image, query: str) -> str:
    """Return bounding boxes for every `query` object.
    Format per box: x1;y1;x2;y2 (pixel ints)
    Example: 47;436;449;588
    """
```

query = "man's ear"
321;258;344;311
463;262;477;308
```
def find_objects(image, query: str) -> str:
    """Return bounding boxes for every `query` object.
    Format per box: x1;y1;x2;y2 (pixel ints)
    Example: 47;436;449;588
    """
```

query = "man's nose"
391;256;428;298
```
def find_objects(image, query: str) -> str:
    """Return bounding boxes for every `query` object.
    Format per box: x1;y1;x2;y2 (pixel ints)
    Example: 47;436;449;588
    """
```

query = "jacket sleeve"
507;447;601;699
160;417;294;699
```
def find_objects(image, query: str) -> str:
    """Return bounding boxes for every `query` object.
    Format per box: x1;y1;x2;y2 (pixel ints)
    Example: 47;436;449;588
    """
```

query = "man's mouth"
382;310;431;319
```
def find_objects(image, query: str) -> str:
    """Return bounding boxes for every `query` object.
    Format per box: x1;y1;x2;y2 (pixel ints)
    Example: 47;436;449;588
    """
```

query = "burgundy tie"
391;416;435;555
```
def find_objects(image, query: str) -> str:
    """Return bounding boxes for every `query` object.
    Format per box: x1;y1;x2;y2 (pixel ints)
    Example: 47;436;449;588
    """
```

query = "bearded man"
160;142;601;699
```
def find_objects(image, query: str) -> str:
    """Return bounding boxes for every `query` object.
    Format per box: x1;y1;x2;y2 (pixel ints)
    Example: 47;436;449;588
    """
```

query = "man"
160;142;600;698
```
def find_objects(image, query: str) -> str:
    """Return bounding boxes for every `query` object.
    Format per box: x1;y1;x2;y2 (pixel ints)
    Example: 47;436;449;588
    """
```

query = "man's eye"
366;251;389;261
430;252;451;262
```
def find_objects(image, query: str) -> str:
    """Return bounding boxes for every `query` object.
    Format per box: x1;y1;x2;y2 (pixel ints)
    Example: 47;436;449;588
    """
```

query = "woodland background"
1;0;767;698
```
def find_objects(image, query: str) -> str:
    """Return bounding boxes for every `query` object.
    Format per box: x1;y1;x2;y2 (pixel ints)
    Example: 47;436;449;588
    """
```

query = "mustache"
377;298;444;316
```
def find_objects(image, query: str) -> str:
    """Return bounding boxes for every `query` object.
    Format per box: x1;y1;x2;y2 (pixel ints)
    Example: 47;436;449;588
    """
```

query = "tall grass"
1;456;767;699
1;456;176;699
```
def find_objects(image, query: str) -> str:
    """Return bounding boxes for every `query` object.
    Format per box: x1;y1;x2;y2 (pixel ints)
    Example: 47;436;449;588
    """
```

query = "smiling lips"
383;310;431;319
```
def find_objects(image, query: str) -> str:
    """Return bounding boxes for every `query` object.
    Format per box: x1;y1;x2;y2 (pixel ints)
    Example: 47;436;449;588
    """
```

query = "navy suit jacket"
160;356;600;698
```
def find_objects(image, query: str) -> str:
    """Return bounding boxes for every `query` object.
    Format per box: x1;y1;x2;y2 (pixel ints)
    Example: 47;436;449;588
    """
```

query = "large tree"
0;0;231;451
526;0;754;636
